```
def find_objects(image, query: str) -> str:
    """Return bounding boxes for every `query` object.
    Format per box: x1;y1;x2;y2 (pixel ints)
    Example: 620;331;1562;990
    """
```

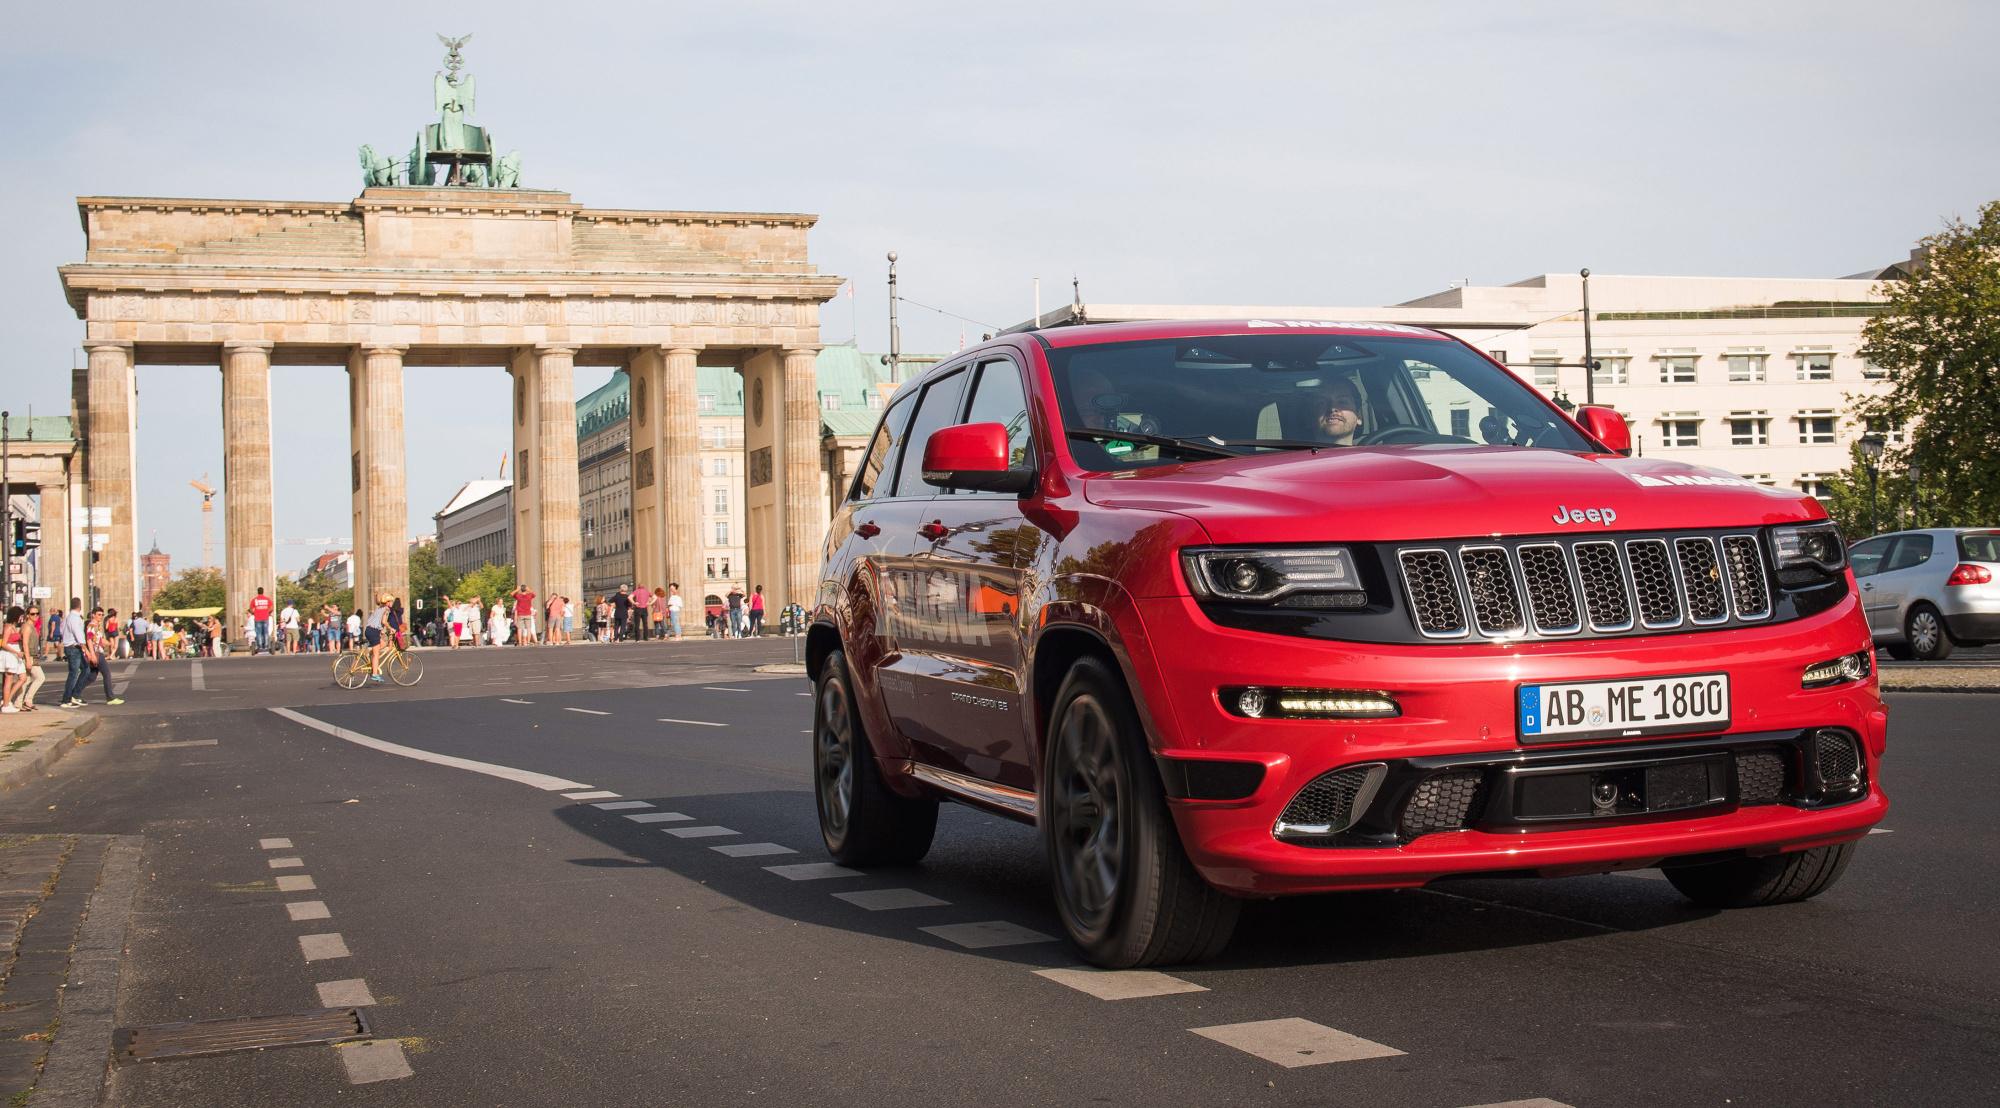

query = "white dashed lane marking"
267;857;304;869
317;978;377;1007
665;826;738;839
592;800;653;810
1189;1018;1405;1068
1869;827;1893;834
275;875;316;892
710;842;797;858
501;698;534;704
658;718;727;727
286;901;331;921
922;921;1057;949
133;740;217;749
562;791;621;800
259;838;292;850
764;862;862;881
1457;1101;1577;1108
625;812;693;824
1035;968;1207;1000
190;661;205;690
564;708;611;716
703;687;750;693
270;708;592;792
833;888;949;911
338;1039;413;1084
299;933;351;961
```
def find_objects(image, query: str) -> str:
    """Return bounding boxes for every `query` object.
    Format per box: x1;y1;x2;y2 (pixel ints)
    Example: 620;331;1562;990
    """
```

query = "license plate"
1517;672;1730;743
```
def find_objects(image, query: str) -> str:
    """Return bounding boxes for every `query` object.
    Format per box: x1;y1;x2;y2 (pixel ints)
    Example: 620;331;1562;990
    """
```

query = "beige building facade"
57;187;843;630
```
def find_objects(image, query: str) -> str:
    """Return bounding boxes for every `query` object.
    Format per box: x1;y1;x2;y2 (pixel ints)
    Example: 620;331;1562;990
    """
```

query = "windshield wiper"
1217;438;1335;452
1067;428;1244;459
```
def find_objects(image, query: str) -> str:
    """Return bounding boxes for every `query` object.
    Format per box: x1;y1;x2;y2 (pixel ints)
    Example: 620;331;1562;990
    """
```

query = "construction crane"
189;475;217;568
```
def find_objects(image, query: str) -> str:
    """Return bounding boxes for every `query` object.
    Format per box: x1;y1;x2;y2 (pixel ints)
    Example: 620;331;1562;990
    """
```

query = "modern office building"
434;479;513;577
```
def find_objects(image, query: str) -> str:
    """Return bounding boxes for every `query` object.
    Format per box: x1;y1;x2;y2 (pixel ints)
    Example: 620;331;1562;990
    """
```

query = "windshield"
1046;332;1594;469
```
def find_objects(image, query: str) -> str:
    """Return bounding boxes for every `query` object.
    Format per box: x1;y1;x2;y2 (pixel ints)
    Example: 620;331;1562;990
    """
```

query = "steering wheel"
1356;425;1452;446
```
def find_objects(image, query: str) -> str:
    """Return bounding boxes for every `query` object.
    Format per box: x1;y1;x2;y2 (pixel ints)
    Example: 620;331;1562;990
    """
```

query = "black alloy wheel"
812;651;937;866
1042;656;1239;967
1904;604;1954;661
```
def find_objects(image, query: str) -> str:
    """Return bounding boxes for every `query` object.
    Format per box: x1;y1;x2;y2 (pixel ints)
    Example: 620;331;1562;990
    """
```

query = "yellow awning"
150;607;223;618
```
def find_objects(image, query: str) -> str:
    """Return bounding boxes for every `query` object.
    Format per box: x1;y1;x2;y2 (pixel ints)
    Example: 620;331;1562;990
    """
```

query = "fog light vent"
1737;750;1787;805
1400;771;1486;840
1274;763;1387;837
1815;729;1862;789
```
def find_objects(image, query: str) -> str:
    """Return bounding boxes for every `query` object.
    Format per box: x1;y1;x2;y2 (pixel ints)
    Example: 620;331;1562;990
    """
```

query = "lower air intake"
1400;771;1486;840
1737;750;1787;805
1274;763;1386;837
1815;729;1862;789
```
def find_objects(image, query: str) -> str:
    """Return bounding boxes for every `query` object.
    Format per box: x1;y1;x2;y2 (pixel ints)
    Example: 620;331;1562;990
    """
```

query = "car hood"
1081;445;1825;543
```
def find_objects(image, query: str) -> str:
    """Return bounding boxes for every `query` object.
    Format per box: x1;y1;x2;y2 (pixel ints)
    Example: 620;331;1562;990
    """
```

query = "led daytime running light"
1222;686;1400;719
1802;650;1872;689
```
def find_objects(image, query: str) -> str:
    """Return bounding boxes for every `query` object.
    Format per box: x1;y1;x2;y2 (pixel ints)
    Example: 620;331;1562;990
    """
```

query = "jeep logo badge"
1553;505;1617;526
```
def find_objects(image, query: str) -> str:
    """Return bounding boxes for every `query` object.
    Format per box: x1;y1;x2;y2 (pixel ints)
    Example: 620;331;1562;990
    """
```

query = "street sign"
89;507;111;526
30;587;51;600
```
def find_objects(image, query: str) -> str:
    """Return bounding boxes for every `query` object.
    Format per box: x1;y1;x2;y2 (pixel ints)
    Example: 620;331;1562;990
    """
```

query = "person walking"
725;586;745;638
345;608;362;651
546;595;566;646
82;610;122;705
205;614;224;658
646;586;665;642
0;608;27;713
280;601;301;653
631;583;653;641
59;599;89;707
513;585;537;646
14;606;45;711
609;585;631;642
594;596;611;643
748;585;765;637
666;583;684;641
249;587;275;654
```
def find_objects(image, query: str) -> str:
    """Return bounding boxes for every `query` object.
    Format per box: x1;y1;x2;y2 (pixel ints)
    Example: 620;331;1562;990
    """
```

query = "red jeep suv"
805;320;1885;967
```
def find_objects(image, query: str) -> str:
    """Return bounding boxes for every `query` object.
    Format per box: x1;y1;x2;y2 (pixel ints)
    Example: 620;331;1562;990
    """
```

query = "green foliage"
1819;443;1929;539
408;543;461;617
1853;199;2000;528
278;570;352;618
452;562;515;607
147;567;224;613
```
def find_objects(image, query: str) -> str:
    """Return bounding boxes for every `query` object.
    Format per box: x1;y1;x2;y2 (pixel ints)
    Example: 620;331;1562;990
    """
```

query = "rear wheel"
1043;656;1239;967
1905;604;1953;661
814;651;937;865
1664;841;1856;908
331;652;367;690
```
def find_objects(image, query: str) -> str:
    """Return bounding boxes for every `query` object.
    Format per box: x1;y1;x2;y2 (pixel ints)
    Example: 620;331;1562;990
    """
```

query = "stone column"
624;351;664;592
348;344;409;610
534;344;582;610
82;340;138;615
37;480;70;611
781;346;825;610
662;346;704;597
221;340;277;629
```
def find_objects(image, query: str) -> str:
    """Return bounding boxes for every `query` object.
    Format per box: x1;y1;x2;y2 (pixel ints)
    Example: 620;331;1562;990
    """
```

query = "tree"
1852;199;2000;528
1821;443;1920;539
147;567;224;613
278;570;352;619
452;562;515;607
408;543;461;618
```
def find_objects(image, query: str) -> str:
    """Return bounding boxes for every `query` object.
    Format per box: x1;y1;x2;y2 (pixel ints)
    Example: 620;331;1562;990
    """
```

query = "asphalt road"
4;641;1994;1106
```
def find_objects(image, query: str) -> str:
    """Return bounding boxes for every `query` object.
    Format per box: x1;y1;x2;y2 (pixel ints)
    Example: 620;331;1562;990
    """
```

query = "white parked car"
1849;528;2000;660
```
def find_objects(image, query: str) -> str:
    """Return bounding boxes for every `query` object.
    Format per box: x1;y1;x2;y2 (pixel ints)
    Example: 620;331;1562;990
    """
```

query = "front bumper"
1131;590;1887;896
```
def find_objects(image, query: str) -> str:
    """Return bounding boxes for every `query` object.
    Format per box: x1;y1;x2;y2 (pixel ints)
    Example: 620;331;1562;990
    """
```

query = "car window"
1958;531;2000;563
849;396;916;502
1848;536;1891;579
891;368;968;497
962;358;1035;473
1884;533;1934;573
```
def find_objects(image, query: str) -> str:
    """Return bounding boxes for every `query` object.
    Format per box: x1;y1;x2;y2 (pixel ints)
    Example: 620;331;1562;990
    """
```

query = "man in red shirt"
248;588;275;654
513;586;538;646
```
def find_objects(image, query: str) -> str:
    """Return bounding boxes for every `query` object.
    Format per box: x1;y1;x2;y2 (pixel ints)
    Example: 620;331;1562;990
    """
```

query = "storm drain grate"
114;1007;373;1064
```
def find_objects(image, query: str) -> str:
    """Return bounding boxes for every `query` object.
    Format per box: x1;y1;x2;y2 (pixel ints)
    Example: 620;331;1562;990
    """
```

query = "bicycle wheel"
332;652;368;690
387;649;423;687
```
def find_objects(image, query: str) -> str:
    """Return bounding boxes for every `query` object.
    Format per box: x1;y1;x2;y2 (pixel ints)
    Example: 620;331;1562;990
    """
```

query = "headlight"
1182;547;1366;606
1222;686;1401;719
1771;521;1846;583
1802;650;1872;689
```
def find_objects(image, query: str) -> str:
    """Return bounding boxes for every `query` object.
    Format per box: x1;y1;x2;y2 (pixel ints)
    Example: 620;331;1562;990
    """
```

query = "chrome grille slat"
1572;540;1634;631
1516;543;1582;634
1721;534;1772;620
1459;546;1526;637
1625;539;1684;628
1398;549;1468;637
1676;537;1730;624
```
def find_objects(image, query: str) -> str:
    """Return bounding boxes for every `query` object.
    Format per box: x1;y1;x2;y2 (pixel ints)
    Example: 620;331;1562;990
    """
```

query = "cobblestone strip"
0;835;110;1102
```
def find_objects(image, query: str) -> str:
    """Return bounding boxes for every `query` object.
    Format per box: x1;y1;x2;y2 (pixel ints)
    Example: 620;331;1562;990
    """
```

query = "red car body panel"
810;320;1887;896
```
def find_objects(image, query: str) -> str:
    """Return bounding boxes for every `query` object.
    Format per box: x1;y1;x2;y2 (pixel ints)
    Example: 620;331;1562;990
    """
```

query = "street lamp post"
1857;434;1885;536
1908;462;1923;529
1580;269;1598;407
886;252;902;384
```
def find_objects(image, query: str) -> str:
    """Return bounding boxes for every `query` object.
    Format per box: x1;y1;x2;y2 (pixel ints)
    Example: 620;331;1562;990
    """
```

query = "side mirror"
921;422;1036;494
1575;405;1632;456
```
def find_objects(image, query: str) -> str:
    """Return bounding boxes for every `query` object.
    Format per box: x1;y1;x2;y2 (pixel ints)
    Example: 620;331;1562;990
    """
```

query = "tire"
331;653;367;690
1042;656;1240;968
388;651;423;686
1905;604;1953;661
814;651;937;866
1664;841;1856;908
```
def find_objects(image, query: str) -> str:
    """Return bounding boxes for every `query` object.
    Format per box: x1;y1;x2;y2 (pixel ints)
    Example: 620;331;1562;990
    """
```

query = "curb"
1880;684;2000;694
0;712;98;792
33;835;144;1108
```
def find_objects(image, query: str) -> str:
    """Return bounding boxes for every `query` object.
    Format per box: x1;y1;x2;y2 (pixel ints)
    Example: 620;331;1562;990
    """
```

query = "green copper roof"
0;416;75;443
575;374;629;439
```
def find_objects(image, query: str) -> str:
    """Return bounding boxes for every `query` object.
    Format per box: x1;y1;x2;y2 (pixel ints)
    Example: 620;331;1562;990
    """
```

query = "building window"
1657;350;1698;384
1865;417;1907;445
1729;413;1770;446
697;393;715;413
1659;417;1701;448
706;558;716;579
1449;408;1470;438
721;559;730;578
1488;350;1507;365
821;393;841;411
712;458;726;476
1740;473;1777;486
1591;352;1629;387
1725;348;1768;382
1862;360;1888;379
1795;349;1834;381
713;487;728;514
1796;411;1837;444
867;392;885;411
711;427;726;449
1530;351;1559;388
1795;473;1832;499
715;520;729;545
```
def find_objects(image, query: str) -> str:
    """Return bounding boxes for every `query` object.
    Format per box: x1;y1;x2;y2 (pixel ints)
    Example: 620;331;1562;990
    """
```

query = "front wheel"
1664;841;1856;908
1905;604;1954;661
1042;656;1239;967
331;652;367;690
814;651;937;865
388;650;423;686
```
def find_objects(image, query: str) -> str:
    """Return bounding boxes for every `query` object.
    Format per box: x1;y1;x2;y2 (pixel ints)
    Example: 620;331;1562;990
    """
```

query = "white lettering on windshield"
1244;319;1430;335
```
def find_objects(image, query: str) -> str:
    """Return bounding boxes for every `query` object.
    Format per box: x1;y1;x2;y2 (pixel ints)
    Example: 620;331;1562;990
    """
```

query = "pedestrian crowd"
0;597;130;710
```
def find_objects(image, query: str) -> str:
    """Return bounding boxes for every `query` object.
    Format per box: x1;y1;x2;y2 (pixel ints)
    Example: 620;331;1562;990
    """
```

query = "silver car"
1849;528;2000;660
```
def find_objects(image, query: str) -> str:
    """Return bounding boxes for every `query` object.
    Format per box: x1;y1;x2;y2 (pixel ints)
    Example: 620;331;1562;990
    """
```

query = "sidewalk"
0;834;112;1103
0;709;99;793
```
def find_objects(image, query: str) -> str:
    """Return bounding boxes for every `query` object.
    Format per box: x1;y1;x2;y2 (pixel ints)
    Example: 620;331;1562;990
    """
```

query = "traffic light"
11;521;37;554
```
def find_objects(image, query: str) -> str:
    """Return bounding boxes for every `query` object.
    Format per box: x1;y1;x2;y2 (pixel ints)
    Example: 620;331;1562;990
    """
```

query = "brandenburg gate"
57;190;842;622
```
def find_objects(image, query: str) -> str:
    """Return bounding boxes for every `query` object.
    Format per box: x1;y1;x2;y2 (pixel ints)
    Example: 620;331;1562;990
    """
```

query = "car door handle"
919;521;949;541
1861;583;1874;590
855;521;880;539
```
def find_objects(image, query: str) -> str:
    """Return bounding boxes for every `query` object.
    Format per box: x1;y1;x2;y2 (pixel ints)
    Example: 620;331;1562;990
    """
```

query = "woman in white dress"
489;600;509;646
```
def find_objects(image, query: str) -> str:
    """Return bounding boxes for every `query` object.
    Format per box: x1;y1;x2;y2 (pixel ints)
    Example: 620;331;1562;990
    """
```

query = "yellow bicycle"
332;641;423;689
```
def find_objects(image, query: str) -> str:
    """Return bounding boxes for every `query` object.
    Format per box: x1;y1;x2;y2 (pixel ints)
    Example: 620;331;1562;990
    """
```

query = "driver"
1308;380;1365;445
1068;368;1162;436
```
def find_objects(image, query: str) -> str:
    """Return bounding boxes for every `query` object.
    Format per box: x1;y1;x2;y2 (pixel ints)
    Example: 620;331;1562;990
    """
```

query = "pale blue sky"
3;1;1994;571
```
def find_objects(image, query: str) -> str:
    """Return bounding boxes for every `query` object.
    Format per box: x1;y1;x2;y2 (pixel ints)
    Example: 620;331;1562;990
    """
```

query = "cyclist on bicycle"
365;593;391;683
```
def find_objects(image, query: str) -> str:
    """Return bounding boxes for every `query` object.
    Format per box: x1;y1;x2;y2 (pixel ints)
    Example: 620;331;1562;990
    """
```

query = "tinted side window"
963;358;1035;471
891;369;968;497
1884;533;1934;572
1958;531;2000;563
1848;537;1890;579
849;397;916;502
